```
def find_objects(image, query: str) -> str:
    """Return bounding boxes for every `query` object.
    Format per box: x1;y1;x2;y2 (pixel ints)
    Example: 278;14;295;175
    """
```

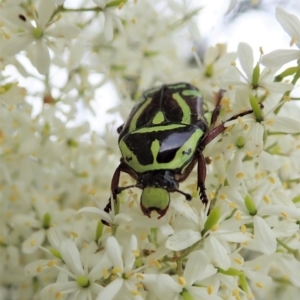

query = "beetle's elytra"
104;82;258;222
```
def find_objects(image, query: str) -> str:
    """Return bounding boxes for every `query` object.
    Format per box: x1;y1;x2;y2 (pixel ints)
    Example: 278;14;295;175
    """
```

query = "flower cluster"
1;1;300;300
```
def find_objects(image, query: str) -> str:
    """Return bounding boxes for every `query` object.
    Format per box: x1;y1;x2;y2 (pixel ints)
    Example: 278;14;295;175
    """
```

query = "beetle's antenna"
176;189;192;201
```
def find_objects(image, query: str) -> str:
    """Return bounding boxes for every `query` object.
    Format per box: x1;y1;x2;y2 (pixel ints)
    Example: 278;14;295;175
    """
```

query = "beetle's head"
138;171;179;218
140;187;170;218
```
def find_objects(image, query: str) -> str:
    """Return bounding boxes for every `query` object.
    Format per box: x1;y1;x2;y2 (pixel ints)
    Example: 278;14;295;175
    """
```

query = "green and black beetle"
104;82;257;220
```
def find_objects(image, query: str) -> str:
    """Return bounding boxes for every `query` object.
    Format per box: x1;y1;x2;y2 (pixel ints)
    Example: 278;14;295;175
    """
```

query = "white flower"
96;235;144;300
40;239;107;300
261;7;300;67
1;2;80;74
143;251;221;300
219;42;293;96
93;0;124;41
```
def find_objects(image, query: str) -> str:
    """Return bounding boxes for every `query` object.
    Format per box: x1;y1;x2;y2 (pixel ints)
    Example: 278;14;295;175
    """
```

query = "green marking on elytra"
168;83;188;89
152;111;165;124
133;124;185;134
151;140;160;161
182;89;202;97
120;128;204;173
129;97;152;132
173;93;191;124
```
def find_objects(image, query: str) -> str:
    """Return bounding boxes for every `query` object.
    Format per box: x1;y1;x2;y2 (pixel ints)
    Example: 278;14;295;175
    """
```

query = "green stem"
274;68;300;114
176;239;203;276
277;238;297;255
49;5;103;22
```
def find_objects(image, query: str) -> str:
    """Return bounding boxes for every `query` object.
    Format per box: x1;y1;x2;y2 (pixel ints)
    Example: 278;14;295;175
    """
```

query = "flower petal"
276;7;300;42
267;116;300;133
261;49;300;67
250;216;277;254
1;34;33;57
238;42;253;80
36;1;56;28
105;236;124;271
165;229;201;251
28;40;50;74
184;251;209;286
22;229;46;254
96;278;123;300
46;23;81;39
59;239;84;276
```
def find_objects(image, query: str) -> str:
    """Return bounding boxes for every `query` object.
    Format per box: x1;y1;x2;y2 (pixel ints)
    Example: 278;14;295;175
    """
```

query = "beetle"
104;82;258;221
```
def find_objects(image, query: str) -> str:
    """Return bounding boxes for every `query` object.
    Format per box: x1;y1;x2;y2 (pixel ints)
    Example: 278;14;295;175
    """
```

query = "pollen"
129;200;135;208
266;119;274;126
232;288;241;300
236;211;241;221
290;36;297;46
234;257;243;265
207;285;214;294
240;224;247;233
243;124;249;130
30;239;36;246
55;292;62;299
219;194;226;200
246;151;253;158
102;268;109;278
2;29;10;39
228;85;233;90
254;264;261;270
237;116;244;124
140;231;147;240
154;260;161;269
283;274;289;281
281;211;289;218
230;202;237;208
131;18;136;24
36;265;43;272
263;195;270;204
136;274;144;280
268;176;276;184
256;281;263;288
130;290;140;296
47;260;56;267
71;231;78;238
283;95;291;102
118;2;125;9
227;144;234;150
87;188;96;195
236;173;245;179
231;61;237;66
259;46;264;54
178;276;186;286
112;267;122;274
211;224;219;231
131;250;140;257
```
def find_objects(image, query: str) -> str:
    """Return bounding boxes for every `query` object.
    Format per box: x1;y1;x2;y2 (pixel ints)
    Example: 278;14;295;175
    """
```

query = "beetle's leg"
197;152;209;207
103;162;137;225
117;124;124;134
210;89;224;129
202;108;259;146
103;164;122;216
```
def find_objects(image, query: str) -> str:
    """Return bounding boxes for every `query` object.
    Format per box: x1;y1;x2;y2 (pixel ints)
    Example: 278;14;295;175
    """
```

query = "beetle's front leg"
202;107;261;146
103;163;123;216
103;162;138;225
197;152;209;207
